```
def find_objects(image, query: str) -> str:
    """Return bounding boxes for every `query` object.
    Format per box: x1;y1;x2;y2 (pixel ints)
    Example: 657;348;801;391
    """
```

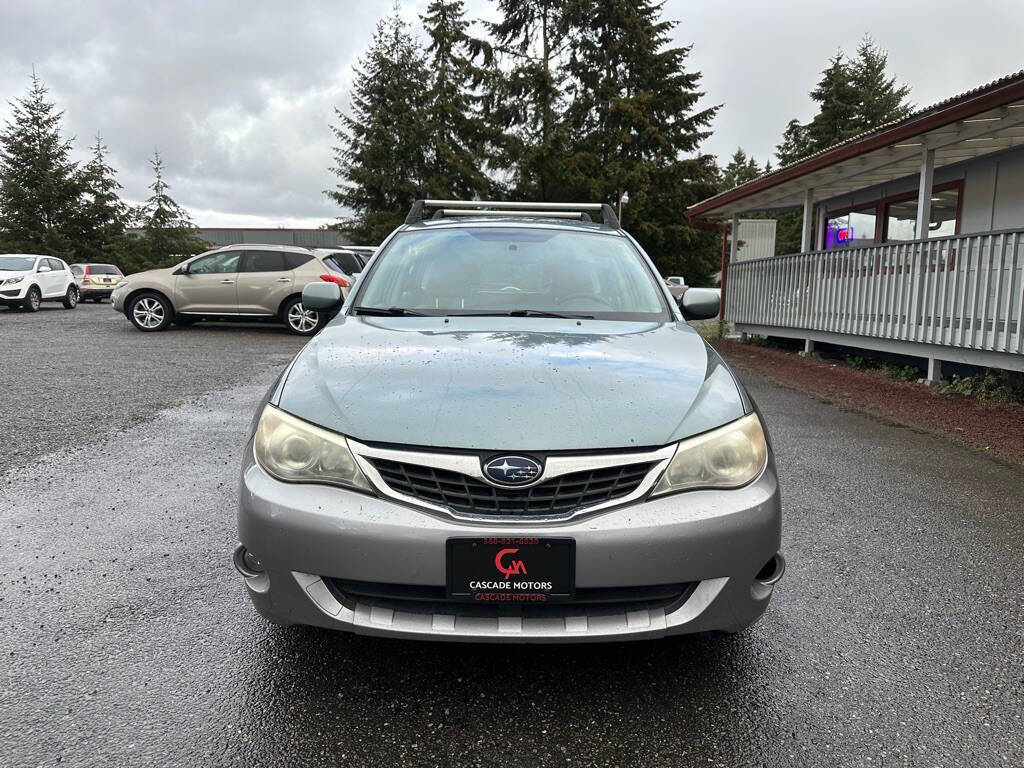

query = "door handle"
276;277;291;282
220;279;235;284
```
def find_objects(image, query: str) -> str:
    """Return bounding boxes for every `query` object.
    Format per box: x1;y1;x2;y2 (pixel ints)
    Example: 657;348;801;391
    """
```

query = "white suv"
0;254;80;311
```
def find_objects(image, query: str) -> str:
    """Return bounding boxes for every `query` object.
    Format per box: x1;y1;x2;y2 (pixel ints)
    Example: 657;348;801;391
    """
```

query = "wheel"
282;297;324;336
62;284;79;309
22;286;41;312
127;292;172;332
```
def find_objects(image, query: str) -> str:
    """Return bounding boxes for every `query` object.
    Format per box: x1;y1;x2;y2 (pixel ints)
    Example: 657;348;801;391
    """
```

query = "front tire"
22;286;41;312
127;292;172;332
282;297;324;336
62;284;79;309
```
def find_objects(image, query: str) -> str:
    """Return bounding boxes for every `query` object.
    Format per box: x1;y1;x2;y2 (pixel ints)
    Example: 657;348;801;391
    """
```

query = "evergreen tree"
721;147;760;189
850;36;912;133
560;0;721;282
73;135;129;263
805;53;860;150
137;150;205;269
420;0;488;199
775;119;812;166
0;71;80;256
328;11;430;243
483;0;572;200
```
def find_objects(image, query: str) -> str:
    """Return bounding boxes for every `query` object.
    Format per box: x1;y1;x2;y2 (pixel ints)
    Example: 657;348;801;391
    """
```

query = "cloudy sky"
1;1;1022;227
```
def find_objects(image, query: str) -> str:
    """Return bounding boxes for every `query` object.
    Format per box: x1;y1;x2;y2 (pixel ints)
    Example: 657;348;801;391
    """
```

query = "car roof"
0;253;50;259
214;243;315;254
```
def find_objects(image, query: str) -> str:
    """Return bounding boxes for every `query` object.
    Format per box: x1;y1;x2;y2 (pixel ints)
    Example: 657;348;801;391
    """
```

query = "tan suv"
110;245;341;335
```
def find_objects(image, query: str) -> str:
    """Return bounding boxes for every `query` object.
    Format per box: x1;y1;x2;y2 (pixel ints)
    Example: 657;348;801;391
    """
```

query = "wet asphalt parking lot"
2;302;1023;767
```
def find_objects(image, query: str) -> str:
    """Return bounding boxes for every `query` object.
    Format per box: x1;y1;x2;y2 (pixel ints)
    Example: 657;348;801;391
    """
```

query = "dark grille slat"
371;457;656;518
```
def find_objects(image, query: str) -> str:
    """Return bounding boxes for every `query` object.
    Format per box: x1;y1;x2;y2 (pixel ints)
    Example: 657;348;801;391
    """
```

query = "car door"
38;258;63;296
174;250;241;313
235;250;292;315
49;259;72;295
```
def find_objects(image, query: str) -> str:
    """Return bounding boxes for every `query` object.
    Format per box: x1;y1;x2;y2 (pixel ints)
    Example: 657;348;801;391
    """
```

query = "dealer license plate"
446;537;574;603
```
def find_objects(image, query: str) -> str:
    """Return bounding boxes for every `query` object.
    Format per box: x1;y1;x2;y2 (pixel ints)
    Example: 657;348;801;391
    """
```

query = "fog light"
233;544;265;577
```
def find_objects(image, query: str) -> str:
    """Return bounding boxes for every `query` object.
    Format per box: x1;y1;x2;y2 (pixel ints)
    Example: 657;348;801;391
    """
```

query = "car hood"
276;316;747;451
0;269;30;278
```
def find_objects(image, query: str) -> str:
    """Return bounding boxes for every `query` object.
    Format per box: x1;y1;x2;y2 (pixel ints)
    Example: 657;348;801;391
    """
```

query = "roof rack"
405;199;620;228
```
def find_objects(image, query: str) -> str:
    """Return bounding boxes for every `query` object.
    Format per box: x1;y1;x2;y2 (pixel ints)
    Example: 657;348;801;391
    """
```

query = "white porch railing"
725;229;1024;363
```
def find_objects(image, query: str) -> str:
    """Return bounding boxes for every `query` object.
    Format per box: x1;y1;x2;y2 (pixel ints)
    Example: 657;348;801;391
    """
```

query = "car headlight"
651;413;767;496
1;276;24;286
254;405;371;492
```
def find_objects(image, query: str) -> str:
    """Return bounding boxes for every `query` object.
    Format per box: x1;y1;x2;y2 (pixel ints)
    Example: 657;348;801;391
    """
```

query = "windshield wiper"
508;309;595;319
352;306;426;316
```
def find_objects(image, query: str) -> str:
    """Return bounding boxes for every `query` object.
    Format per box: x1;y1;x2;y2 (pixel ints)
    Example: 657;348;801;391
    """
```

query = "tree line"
329;0;723;283
0;72;205;273
330;2;913;275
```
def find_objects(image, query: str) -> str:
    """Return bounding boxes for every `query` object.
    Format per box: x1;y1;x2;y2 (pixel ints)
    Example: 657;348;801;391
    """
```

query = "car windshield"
0;256;36;271
355;227;669;320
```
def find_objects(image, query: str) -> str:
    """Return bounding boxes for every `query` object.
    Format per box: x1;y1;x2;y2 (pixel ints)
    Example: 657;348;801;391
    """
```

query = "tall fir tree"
73;135;129;264
560;0;721;282
804;53;860;150
328;11;430;243
138;150;205;269
720;147;761;189
483;0;572;200
850;36;912;133
420;0;488;199
0;71;80;256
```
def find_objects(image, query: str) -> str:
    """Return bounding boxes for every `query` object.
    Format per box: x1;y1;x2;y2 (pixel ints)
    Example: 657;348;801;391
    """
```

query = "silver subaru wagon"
235;200;784;643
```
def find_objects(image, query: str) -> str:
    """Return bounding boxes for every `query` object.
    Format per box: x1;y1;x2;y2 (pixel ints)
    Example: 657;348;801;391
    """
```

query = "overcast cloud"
1;0;1022;227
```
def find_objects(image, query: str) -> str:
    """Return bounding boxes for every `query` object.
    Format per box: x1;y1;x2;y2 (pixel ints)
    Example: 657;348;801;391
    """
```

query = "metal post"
801;189;814;253
915;148;935;240
719;225;729;321
729;213;740;262
910;148;936;336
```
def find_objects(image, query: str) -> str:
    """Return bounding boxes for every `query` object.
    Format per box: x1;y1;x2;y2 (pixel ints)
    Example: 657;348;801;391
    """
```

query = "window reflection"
885;187;959;241
825;207;877;250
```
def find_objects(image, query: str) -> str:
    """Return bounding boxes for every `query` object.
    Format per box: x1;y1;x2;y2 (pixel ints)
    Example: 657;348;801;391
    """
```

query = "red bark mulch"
715;339;1024;465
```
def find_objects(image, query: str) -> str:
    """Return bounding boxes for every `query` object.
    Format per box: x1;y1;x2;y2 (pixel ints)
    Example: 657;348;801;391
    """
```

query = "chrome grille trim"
348;440;675;523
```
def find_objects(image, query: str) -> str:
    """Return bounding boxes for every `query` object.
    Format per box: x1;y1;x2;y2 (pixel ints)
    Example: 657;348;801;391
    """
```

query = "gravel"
0;301;305;466
2;308;1023;766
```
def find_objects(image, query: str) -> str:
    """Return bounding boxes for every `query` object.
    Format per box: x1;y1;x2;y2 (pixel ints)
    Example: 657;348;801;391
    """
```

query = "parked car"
0;254;79;311
110;245;340;335
69;263;124;302
313;248;366;298
234;200;783;643
665;275;687;300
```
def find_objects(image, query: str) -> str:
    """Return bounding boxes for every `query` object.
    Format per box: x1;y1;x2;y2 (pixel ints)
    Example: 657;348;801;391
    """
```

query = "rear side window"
239;251;287;272
45;258;64;271
324;251;362;274
283;252;313;270
70;264;84;276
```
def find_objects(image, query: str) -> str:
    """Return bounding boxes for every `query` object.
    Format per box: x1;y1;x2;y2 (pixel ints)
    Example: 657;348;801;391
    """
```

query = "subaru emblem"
483;455;542;487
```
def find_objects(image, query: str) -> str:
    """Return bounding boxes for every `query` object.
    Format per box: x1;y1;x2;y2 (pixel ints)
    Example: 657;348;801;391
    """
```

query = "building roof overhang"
689;70;1024;219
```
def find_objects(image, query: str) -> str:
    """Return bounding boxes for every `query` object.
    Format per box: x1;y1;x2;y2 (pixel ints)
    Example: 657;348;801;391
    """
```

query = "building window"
825;206;878;250
884;185;960;242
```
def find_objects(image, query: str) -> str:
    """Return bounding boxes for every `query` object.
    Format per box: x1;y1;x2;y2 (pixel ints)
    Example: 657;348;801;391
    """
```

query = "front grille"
326;578;697;618
369;458;656;518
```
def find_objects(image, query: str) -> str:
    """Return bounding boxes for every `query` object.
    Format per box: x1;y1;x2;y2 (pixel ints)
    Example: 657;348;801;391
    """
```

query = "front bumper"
237;444;783;642
0;282;28;301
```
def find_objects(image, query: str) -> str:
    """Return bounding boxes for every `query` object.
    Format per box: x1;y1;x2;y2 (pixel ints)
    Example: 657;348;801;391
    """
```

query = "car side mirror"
174;263;189;276
37;265;51;273
679;288;720;321
302;281;343;311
